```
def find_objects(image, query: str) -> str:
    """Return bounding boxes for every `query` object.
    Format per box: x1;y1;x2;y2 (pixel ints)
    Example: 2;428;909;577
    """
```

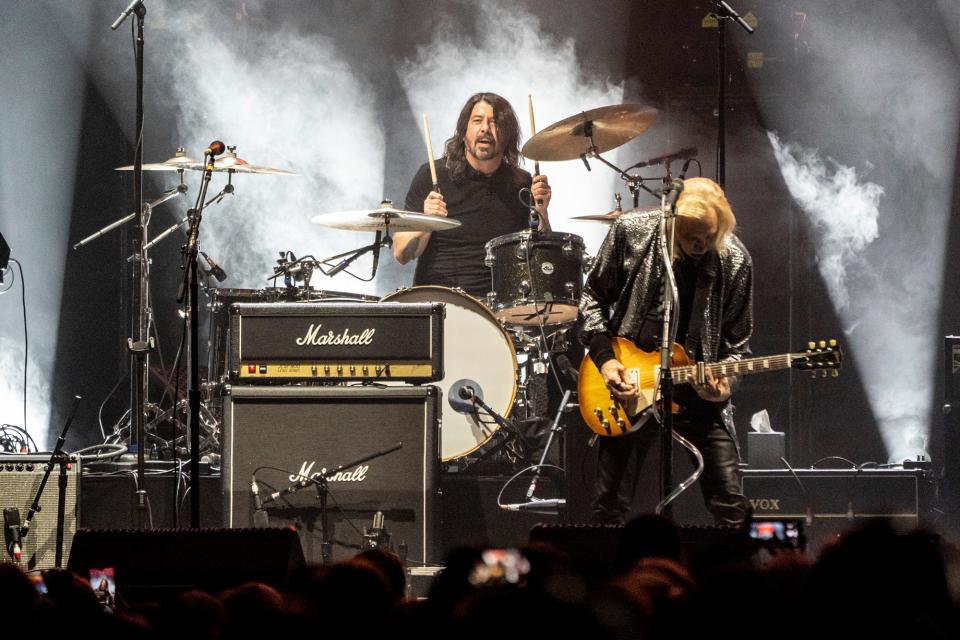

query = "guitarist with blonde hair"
580;177;752;525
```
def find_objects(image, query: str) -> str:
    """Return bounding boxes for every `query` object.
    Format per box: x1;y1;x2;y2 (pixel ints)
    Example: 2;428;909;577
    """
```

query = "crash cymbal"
570;205;660;223
521;104;658;161
570;209;623;222
311;203;462;232
206;149;297;175
115;148;202;171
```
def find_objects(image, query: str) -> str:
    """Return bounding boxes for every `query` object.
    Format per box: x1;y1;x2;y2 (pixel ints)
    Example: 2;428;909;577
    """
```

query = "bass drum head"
382;286;517;462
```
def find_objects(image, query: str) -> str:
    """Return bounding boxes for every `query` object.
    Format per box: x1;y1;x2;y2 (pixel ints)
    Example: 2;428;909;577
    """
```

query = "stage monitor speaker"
0;458;79;570
223;386;441;565
67;527;305;602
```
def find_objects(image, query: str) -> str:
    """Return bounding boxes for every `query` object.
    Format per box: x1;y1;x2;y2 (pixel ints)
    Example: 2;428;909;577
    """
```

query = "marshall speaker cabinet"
229;302;444;384
223;386;442;565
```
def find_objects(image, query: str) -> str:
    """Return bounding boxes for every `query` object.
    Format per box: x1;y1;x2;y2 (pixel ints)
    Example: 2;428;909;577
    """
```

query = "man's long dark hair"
443;92;523;181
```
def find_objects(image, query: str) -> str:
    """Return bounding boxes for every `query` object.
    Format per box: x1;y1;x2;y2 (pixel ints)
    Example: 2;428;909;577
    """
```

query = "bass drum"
382;286;517;462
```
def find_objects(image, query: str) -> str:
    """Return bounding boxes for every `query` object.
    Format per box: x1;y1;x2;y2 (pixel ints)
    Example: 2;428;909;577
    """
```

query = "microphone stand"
121;0;152;531
711;0;755;187
501;389;571;515
656;186;681;519
179;156;215;528
19;395;81;568
256;443;402;563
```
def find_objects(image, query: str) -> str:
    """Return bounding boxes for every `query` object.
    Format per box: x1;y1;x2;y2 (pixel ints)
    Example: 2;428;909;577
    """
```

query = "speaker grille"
0;460;79;570
223;386;441;565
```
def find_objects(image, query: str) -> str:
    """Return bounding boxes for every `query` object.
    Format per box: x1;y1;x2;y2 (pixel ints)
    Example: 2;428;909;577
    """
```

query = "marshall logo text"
291;461;369;483
295;324;376;347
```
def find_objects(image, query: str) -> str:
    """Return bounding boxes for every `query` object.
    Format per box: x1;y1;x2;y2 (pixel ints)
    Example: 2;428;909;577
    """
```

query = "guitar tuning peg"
818;340;827;349
807;341;815;350
831;370;839;377
828;339;837;347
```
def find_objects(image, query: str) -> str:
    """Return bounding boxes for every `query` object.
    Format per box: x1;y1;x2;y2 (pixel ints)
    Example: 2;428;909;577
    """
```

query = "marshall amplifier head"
229;302;443;384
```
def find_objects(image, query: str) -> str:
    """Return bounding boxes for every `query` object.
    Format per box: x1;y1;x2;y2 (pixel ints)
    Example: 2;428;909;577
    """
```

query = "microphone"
635;147;698;169
110;0;142;30
448;379;482;414
200;252;228;282
500;498;566;511
251;476;263;511
3;507;22;561
205;140;226;157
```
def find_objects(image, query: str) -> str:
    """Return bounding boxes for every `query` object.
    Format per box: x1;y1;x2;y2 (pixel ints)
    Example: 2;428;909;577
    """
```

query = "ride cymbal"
521;104;657;161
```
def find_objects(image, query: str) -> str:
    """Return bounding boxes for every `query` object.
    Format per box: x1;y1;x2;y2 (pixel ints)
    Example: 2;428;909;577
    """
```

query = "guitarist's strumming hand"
600;359;637;399
693;369;731;403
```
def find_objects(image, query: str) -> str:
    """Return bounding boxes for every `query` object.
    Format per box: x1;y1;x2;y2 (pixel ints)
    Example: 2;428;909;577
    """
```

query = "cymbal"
311;204;462;232
206;149;297;175
115;148;202;171
116;148;297;175
570;205;660;223
521;104;658;161
570;209;623;223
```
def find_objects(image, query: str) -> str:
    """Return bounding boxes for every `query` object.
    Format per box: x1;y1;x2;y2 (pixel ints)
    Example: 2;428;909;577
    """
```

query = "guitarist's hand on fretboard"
600;359;638;399
691;368;731;402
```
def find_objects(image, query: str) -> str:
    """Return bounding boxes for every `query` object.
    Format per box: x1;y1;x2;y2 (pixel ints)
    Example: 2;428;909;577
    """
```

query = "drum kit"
85;101;692;478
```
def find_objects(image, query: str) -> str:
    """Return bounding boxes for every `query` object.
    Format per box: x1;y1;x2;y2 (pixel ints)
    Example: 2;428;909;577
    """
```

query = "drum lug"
562;241;575;258
520;280;531;296
484;250;495;267
485;291;498;307
565;281;576;295
515;242;528;261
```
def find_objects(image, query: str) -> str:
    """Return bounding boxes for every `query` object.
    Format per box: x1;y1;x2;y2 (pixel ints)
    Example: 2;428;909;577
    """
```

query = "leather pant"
591;416;748;525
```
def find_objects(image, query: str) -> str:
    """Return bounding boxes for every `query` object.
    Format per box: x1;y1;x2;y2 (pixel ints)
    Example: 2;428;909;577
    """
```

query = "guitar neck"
673;353;795;384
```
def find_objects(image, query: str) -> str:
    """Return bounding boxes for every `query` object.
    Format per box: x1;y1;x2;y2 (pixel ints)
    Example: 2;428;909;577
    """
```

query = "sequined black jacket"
579;209;754;431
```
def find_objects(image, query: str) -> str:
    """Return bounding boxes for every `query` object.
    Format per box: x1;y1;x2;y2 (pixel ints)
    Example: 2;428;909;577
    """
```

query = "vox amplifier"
0;455;80;570
229;302;444;383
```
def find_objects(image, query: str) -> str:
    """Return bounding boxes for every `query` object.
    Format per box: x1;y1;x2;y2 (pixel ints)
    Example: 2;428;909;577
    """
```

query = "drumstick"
527;94;542;206
422;113;440;194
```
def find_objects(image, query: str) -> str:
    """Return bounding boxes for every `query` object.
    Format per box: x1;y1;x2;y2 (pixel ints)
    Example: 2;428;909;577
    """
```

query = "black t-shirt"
404;158;532;299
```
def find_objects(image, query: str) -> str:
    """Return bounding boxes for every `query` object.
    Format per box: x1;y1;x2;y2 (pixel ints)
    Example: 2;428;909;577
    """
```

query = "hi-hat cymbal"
311;204;462;232
522;104;658;161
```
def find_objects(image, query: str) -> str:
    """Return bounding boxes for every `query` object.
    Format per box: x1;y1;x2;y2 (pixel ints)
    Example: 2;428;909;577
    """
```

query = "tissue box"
747;432;785;469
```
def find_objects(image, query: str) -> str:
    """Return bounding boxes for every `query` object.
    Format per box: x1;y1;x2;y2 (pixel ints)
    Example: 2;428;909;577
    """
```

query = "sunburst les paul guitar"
578;338;843;437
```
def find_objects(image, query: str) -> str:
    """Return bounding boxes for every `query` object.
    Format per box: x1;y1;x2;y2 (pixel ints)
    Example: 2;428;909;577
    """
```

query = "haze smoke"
150;5;385;294
398;0;625;253
768;132;883;311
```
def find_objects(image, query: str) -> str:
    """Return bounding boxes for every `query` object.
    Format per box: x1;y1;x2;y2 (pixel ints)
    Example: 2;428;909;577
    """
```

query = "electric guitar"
578;338;842;437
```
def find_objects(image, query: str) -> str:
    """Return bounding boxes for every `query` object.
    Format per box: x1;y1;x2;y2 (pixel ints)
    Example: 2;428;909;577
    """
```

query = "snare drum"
382;286;517;462
484;230;586;326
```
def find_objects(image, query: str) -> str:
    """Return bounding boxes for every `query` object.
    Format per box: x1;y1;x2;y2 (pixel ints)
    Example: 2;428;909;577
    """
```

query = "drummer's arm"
532;174;552;231
394;191;447;264
394;231;431;264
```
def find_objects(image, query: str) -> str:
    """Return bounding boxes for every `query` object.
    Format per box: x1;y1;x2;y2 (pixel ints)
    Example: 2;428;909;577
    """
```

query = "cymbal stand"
139;172;233;255
580;144;664;207
72;182;186;251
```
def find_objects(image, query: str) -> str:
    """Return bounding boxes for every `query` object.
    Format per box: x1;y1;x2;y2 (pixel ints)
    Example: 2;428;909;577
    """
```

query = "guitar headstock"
795;339;843;378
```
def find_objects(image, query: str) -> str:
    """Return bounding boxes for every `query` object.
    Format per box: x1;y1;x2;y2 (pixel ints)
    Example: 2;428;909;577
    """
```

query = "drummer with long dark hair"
393;92;552;299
